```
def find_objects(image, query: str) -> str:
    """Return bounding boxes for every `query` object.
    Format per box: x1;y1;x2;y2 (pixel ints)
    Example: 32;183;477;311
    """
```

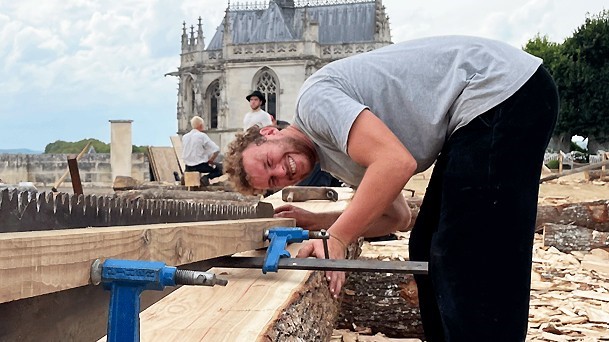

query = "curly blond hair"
224;126;267;195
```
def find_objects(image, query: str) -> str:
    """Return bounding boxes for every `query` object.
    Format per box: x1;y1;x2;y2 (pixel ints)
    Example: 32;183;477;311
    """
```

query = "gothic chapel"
166;0;392;150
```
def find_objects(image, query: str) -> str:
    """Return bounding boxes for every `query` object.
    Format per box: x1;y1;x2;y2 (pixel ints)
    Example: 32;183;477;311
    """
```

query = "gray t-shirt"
294;35;542;186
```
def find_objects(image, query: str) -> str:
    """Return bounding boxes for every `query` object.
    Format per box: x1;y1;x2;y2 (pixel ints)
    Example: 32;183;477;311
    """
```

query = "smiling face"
241;135;316;191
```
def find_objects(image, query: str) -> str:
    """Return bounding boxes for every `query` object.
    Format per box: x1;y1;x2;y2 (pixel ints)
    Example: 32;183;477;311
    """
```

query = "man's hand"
274;205;319;229
296;239;346;298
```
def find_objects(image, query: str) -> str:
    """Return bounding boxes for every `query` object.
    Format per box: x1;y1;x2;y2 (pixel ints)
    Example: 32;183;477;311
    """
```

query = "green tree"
524;10;609;153
567;9;609;152
44;138;148;154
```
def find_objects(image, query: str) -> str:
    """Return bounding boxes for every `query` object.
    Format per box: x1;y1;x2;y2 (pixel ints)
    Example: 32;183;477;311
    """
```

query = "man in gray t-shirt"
224;36;558;341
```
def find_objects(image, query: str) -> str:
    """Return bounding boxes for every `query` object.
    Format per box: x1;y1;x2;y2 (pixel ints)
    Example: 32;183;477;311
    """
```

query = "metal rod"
209;256;428;275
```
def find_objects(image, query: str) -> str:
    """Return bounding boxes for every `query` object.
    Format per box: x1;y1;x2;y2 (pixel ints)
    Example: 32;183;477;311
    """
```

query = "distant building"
166;0;392;150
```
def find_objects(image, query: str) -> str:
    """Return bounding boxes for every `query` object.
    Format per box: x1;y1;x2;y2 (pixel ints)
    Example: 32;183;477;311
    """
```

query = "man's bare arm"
275;193;410;237
209;151;219;164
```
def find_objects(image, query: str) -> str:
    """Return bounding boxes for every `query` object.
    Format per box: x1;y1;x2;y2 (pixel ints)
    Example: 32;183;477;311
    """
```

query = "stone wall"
0;153;149;186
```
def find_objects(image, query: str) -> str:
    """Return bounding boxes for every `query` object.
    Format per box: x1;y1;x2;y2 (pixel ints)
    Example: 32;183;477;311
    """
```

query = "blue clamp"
262;227;310;273
91;258;227;342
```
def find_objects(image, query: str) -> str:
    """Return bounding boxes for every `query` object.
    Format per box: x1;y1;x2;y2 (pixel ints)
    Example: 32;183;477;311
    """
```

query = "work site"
1;159;609;341
1;0;609;341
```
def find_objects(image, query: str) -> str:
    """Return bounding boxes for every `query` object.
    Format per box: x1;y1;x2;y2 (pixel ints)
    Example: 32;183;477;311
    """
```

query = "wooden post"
184;171;201;190
559;150;564;174
67;158;84;195
51;142;91;192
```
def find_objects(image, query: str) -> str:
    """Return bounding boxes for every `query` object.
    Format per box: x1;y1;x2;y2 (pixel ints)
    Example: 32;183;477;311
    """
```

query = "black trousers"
184;162;223;180
409;66;558;342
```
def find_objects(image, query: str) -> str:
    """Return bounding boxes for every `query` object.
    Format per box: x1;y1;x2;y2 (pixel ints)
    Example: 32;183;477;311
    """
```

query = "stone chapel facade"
167;0;392;150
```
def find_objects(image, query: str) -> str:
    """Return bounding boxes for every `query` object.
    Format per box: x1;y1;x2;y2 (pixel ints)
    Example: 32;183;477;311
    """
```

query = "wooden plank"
147;146;160;181
0;218;294;303
170;135;185;175
148;146;181;182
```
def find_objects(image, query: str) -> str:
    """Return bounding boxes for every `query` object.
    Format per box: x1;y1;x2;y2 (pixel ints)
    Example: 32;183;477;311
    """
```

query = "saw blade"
0;189;274;233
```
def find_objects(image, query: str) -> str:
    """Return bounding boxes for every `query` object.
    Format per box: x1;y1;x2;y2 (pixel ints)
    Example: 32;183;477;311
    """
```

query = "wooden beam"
51;141;91;192
0;218;294;303
540;159;609;183
68;157;84;195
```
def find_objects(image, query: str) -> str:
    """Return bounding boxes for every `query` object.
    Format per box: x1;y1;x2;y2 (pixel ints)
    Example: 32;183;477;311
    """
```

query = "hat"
246;90;266;105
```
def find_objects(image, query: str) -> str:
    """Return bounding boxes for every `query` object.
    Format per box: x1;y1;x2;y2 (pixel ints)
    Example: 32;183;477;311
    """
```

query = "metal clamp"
91;258;227;342
262;227;335;273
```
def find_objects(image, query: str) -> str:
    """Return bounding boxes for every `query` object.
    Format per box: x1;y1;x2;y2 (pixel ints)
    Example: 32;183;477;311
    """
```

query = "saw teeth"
0;189;273;232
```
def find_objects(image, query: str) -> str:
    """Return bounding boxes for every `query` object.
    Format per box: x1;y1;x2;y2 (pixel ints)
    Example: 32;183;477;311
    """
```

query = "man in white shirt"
243;90;273;130
182;116;222;185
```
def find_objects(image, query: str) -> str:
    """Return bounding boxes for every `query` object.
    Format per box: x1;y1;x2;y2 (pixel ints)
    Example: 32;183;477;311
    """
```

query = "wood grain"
148;146;181;182
0;218;294;303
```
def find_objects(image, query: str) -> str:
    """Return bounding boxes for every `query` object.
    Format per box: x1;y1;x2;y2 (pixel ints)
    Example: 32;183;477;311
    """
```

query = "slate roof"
207;1;377;50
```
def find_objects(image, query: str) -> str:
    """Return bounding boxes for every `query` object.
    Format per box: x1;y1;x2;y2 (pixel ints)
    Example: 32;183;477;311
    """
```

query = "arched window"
206;80;220;129
254;68;278;117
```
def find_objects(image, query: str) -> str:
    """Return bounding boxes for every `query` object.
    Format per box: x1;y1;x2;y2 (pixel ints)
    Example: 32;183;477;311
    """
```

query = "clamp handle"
262;227;310;273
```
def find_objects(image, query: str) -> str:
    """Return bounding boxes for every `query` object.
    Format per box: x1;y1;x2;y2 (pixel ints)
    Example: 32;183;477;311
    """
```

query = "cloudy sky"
0;0;606;151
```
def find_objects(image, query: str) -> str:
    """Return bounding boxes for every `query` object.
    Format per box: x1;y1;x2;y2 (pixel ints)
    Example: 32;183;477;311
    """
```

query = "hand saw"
0;189;274;232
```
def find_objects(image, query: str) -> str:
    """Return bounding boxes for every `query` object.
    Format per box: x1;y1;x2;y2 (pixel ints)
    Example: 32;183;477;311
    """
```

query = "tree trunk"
547;132;572;153
543;223;609;252
337;259;424;339
407;199;609;233
536;200;609;232
587;134;609;155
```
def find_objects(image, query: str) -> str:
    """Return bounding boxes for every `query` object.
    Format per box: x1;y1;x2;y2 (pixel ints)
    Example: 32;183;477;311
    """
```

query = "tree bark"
407;199;609;233
536;200;609;232
543;223;609;252
337;258;424;339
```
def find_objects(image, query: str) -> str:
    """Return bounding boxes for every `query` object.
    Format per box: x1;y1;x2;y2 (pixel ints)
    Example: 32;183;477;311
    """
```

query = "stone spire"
181;21;188;52
197;16;205;49
189;25;196;47
222;4;232;48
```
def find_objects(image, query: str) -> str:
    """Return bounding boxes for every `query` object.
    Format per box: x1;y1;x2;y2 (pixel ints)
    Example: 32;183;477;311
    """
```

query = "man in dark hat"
243;90;273;130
